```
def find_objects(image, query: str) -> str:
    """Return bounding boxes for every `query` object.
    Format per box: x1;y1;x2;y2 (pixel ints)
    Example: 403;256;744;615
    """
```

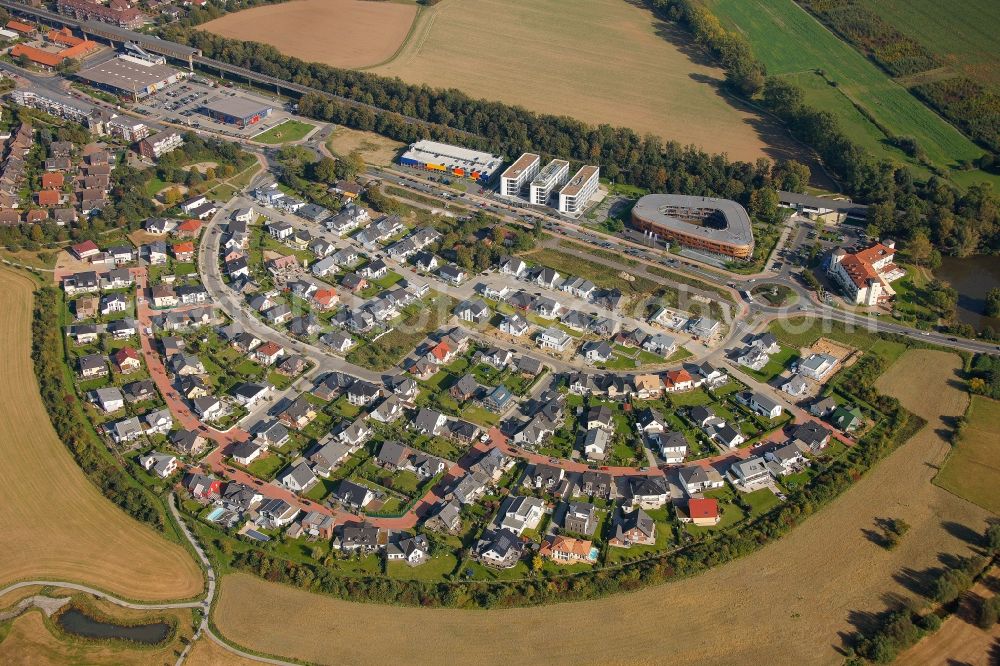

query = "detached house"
609;508;655;548
537;327;571;352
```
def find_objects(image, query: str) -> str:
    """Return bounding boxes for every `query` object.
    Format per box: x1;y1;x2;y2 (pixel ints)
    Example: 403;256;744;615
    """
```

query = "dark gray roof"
633;193;753;249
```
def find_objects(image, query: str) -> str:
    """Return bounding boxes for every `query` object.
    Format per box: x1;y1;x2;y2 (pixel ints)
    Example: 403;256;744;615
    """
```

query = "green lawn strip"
252;120;317;145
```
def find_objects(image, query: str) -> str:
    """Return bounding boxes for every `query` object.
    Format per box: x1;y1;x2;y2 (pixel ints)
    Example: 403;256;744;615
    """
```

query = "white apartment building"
530;159;570;206
499;152;540;197
558;165;600;214
107;117;150;142
827;241;903;306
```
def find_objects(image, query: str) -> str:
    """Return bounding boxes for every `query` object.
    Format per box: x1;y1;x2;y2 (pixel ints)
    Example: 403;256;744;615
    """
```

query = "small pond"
935;255;1000;331
57;607;171;645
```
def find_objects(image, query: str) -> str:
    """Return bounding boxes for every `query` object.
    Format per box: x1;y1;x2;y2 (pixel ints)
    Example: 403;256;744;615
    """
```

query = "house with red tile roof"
539;535;596;564
312;288;339;310
37;189;62;206
174;219;202;239
427;340;454;364
663;369;694;392
112;346;142;374
41;172;64;189
171;241;195;262
678;497;720;527
71;239;100;259
26;209;48;223
252;341;284;366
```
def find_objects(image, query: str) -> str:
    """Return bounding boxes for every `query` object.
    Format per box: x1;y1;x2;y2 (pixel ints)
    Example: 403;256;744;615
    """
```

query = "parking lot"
133;77;299;140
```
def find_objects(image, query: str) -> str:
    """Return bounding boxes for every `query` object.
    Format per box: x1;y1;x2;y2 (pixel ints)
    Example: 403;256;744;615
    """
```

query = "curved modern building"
631;194;754;259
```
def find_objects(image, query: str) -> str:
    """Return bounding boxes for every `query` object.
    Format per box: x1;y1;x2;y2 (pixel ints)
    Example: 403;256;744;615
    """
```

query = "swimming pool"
205;507;225;522
589;547;600;561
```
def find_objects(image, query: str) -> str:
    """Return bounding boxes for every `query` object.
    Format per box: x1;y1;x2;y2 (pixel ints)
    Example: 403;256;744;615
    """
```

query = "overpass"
0;1;200;67
0;0;473;137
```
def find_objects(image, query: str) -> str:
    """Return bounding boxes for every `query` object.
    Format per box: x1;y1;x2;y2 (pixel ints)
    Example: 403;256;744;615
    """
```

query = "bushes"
913;78;1000;155
797;0;940;77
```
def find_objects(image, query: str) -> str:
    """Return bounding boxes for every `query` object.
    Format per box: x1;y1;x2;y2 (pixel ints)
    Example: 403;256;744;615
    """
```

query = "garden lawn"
387;553;459;581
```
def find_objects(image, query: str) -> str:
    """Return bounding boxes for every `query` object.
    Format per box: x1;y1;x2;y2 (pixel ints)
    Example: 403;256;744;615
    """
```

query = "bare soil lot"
202;0;418;70
327;127;404;167
213;352;990;666
0;267;203;601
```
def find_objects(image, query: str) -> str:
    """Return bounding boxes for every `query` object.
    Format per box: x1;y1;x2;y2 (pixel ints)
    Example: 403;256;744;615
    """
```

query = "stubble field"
201;0;418;69
0;267;203;601
211;348;990;665
205;0;798;163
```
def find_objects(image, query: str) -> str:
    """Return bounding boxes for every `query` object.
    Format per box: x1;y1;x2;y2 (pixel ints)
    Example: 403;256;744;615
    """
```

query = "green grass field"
858;0;1000;88
253;120;317;144
707;0;998;187
934;395;1000;514
767;317;907;365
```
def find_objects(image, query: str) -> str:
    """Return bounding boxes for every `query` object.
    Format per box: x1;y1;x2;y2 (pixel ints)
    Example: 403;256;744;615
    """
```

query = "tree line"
165;8;998;258
31;287;165;529
846;529;999;663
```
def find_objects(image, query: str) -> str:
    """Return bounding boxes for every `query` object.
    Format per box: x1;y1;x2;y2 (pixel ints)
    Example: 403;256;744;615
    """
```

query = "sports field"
252;119;316;144
858;0;1000;88
934;395;1000;515
212;351;990;665
0;267;203;601
372;0;797;162
707;0;992;184
202;0;418;69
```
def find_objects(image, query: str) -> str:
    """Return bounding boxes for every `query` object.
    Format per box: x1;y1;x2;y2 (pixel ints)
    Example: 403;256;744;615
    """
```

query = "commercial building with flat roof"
631;193;755;259
399;140;503;184
529;159;569;206
499;152;539;197
558;165;599;214
202;96;273;128
778;190;868;224
76;56;185;101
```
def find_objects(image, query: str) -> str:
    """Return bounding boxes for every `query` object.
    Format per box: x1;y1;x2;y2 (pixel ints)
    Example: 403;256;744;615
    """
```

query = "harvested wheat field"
213;352;990;665
0;267;203;601
186;636;260;666
202;0;418;69
369;0;791;161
